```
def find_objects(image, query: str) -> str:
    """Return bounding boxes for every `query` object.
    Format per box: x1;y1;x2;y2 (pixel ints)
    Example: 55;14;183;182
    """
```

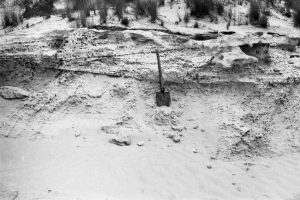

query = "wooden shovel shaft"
156;50;164;92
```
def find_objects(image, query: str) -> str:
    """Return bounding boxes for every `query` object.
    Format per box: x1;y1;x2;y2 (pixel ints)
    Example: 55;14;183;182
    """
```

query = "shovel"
155;49;171;107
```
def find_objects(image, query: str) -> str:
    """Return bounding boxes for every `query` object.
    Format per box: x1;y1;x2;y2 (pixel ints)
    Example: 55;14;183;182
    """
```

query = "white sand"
1;1;300;199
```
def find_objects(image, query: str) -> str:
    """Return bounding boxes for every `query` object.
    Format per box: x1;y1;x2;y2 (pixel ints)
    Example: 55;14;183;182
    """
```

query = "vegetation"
249;0;260;23
21;0;55;18
1;0;54;27
266;0;275;7
282;0;300;27
134;0;157;22
259;13;268;28
249;0;269;28
187;0;214;18
121;16;129;26
193;21;199;28
186;0;223;18
62;0;158;25
148;0;157;22
115;0;124;19
158;0;164;7
3;0;299;29
215;0;224;15
135;0;147;15
2;8;22;27
184;11;189;24
284;0;300;27
226;6;232;30
98;1;108;23
294;7;300;27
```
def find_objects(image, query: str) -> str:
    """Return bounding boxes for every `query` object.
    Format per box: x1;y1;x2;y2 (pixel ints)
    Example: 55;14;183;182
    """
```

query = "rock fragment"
0;86;30;100
171;125;186;132
101;126;118;134
212;47;258;69
109;135;131;146
193;148;198;153
137;141;145;146
172;136;181;143
74;131;81;137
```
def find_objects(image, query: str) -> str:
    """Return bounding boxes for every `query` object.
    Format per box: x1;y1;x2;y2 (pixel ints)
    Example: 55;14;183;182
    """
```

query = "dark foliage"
115;0;125;19
249;0;269;28
22;0;55;18
294;7;300;27
259;14;268;28
193;21;199;28
187;0;223;18
148;0;157;23
188;0;215;18
2;8;23;27
135;0;147;15
249;0;260;23
184;11;189;23
215;1;224;15
121;17;129;26
158;0;164;6
98;1;108;23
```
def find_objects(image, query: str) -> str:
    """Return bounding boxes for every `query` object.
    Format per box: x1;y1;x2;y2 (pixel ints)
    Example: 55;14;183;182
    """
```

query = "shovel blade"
156;92;171;107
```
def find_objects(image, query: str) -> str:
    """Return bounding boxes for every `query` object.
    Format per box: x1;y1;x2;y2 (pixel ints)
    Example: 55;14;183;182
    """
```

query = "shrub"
289;1;300;27
177;12;182;22
266;0;275;7
148;0;157;23
249;0;269;28
115;0;125;19
134;0;158;22
263;7;271;16
284;0;300;27
285;9;291;18
65;8;75;21
158;0;164;6
65;0;95;22
79;11;87;27
135;0;146;16
294;8;300;27
160;20;164;26
188;0;214;18
184;11;190;23
23;0;55;18
226;6;232;30
98;1;108;23
249;0;260;24
121;17;129;26
2;8;23;27
259;14;268;28
193;21;199;28
215;1;224;15
284;0;294;9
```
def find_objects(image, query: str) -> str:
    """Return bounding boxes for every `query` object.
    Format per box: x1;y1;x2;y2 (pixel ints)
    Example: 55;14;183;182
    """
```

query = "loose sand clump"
153;107;183;126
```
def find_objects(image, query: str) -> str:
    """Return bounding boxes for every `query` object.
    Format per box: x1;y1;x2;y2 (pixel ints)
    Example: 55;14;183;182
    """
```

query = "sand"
1;0;300;199
1;71;300;200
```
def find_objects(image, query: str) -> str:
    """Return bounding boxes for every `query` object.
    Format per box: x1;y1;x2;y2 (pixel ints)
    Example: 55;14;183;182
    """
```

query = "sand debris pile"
153;107;183;126
219;124;270;159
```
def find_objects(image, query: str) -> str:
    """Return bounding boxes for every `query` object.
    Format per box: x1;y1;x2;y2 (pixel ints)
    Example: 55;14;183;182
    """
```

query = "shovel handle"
156;49;164;92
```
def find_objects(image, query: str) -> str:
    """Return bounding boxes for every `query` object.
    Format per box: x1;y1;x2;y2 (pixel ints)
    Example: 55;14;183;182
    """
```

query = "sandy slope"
1;135;300;200
1;70;300;200
1;1;300;199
